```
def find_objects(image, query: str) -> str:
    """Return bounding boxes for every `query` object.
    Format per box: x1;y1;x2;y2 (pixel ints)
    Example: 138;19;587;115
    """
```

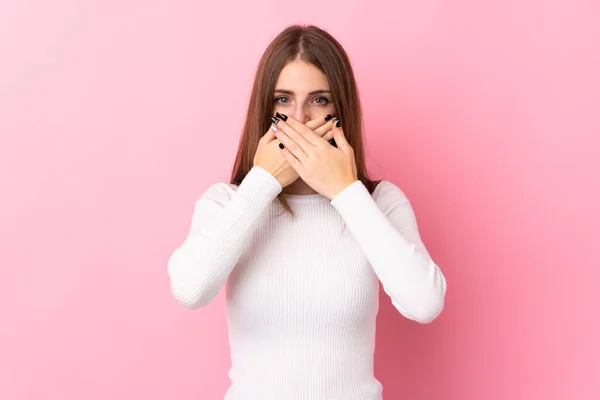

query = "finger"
274;123;310;163
277;119;314;156
278;142;304;171
332;118;352;154
313;119;336;138
304;113;335;130
280;114;321;145
262;118;280;143
322;129;334;142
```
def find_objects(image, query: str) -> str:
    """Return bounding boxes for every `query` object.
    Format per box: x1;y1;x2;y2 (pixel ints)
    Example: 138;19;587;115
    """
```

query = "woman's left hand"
274;115;358;200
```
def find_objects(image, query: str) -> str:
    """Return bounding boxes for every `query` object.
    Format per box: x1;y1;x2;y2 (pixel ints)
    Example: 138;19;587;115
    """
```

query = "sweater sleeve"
167;166;282;309
330;180;447;323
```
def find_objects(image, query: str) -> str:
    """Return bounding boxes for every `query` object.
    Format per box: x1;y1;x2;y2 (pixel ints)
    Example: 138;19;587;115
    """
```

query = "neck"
282;179;317;195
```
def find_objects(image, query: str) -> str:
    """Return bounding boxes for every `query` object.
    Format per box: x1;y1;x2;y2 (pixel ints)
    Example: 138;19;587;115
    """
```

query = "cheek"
322;104;336;115
272;105;290;115
272;103;335;118
312;105;336;118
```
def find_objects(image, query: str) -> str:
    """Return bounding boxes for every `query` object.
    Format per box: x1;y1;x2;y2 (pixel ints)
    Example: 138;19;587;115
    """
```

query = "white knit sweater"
167;165;447;400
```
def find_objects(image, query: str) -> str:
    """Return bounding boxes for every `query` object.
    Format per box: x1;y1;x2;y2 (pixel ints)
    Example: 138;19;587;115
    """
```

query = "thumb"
262;122;278;143
333;118;351;153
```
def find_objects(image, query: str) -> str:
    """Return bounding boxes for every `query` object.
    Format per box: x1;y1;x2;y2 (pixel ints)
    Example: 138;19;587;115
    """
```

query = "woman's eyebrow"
274;89;331;95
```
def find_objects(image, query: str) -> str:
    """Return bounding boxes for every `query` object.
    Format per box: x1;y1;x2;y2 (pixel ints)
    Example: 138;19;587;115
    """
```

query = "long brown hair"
230;24;380;217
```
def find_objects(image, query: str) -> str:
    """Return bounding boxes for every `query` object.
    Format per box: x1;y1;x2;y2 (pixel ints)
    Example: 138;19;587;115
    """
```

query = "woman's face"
272;60;336;123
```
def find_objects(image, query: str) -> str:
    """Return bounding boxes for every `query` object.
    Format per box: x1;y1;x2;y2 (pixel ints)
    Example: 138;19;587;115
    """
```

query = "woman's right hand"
253;114;336;188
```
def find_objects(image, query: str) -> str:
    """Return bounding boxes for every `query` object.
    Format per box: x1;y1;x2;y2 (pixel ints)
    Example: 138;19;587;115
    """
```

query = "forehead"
275;60;329;92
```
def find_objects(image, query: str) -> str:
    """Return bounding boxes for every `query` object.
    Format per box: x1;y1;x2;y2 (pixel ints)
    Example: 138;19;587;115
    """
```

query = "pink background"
1;1;599;399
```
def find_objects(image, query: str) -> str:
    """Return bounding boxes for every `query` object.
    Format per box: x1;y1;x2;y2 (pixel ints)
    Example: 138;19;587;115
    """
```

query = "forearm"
330;180;447;323
168;166;282;308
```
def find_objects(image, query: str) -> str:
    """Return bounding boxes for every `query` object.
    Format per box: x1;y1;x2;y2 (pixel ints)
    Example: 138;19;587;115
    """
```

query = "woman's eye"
273;96;330;105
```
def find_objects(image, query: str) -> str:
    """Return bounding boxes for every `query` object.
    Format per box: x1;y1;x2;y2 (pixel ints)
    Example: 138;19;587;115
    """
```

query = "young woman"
167;24;447;400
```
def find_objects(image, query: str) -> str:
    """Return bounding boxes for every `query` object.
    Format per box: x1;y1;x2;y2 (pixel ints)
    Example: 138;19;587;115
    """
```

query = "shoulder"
196;166;279;208
195;181;238;208
371;180;411;215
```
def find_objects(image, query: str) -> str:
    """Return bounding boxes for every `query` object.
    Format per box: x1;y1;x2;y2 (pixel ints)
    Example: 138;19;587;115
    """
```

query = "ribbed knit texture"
167;165;447;400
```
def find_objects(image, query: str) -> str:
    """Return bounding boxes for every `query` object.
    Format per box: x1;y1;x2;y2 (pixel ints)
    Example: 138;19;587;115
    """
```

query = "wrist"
328;179;358;200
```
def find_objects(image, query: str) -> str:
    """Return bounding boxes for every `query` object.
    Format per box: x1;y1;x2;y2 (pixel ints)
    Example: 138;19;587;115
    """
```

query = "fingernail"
275;112;288;121
336;118;342;128
271;125;279;132
279;143;284;149
324;114;333;121
329;139;337;147
271;116;279;124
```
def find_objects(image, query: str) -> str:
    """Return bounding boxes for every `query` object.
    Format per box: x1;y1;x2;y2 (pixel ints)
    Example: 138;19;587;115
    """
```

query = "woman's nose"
291;107;311;124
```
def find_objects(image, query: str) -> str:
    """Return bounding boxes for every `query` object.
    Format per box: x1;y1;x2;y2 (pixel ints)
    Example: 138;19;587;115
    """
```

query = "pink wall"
1;1;599;399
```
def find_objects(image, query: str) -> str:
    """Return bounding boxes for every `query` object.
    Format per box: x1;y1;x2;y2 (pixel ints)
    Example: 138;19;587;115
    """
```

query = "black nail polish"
276;112;288;121
324;114;333;121
336;118;342;128
279;143;284;149
329;139;337;148
271;116;279;124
